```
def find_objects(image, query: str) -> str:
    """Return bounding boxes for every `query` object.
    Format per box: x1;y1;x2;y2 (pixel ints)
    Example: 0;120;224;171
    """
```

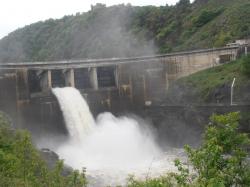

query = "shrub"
0;112;87;187
181;112;250;186
127;174;174;187
193;8;224;28
241;55;250;77
127;112;250;187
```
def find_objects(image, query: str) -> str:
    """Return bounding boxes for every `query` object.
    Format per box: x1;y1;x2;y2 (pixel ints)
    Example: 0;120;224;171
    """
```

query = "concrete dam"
0;46;246;134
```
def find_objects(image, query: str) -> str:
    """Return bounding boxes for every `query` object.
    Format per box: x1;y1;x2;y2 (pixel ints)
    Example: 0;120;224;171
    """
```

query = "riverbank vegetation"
1;111;249;186
242;55;250;77
0;0;249;62
127;112;250;187
0;112;87;187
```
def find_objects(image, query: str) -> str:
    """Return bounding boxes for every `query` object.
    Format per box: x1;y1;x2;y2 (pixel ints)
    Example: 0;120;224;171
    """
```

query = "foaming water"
52;87;181;186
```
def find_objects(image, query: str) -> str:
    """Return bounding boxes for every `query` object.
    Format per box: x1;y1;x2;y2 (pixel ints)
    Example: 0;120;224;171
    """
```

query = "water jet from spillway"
52;87;95;142
52;87;181;186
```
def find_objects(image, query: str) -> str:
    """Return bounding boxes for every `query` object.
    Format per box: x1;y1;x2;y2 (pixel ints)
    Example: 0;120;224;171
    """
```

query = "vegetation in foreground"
128;112;250;187
0;110;249;186
0;112;87;187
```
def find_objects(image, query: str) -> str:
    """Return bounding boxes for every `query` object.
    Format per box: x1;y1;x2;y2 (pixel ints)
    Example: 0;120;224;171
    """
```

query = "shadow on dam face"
0;46;242;145
9;94;250;153
11;90;203;150
1;70;249;150
15;95;69;141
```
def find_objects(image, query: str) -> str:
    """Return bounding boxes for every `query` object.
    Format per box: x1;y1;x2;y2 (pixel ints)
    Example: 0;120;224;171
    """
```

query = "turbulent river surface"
45;87;186;186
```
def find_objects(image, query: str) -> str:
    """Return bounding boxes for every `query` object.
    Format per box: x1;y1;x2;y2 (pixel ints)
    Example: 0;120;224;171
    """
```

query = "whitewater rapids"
52;87;184;186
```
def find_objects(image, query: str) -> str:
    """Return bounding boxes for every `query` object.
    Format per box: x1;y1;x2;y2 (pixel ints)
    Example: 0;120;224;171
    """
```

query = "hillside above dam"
0;0;249;62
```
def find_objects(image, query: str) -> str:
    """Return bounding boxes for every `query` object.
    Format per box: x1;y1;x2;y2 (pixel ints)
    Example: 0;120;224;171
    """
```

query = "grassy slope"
182;60;247;98
167;56;250;104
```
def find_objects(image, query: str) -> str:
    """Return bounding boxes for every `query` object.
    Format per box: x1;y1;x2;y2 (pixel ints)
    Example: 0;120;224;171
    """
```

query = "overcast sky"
0;0;187;39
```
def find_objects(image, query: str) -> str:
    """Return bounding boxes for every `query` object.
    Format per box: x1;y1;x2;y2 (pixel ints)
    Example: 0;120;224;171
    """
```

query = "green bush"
0;112;87;187
193;8;224;28
183;112;250;186
241;55;250;77
214;32;232;47
127;112;250;187
127;174;174;187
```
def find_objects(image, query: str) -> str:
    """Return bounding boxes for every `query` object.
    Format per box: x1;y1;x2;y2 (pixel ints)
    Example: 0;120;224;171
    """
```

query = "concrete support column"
142;75;146;102
65;69;75;87
41;70;51;92
90;67;98;90
16;69;29;100
129;75;133;103
114;66;119;87
48;70;52;89
165;73;169;90
245;46;248;55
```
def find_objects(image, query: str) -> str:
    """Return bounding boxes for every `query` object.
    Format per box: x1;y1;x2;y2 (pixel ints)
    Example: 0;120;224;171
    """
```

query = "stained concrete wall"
0;46;243;131
115;47;237;106
4;47;239;107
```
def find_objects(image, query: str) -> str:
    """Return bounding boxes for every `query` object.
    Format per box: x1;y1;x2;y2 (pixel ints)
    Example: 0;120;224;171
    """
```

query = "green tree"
127;174;174;187
66;168;87;187
14;131;48;186
193;8;223;28
241;55;250;77
0;112;87;187
183;112;250;186
127;112;250;187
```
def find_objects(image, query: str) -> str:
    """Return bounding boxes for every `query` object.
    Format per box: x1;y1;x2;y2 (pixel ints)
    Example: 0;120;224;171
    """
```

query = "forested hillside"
0;0;249;62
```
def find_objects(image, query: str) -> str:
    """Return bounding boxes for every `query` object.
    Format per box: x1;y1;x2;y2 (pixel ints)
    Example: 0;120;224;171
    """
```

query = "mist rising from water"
52;87;181;186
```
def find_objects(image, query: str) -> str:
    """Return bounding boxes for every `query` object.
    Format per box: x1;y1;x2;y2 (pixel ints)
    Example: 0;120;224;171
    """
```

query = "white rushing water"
52;87;182;186
52;87;95;142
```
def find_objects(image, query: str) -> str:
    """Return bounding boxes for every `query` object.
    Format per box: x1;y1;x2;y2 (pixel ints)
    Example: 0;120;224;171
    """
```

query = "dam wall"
0;46;243;132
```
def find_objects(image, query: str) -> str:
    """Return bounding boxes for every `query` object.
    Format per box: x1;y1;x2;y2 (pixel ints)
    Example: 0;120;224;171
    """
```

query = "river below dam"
38;87;186;186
